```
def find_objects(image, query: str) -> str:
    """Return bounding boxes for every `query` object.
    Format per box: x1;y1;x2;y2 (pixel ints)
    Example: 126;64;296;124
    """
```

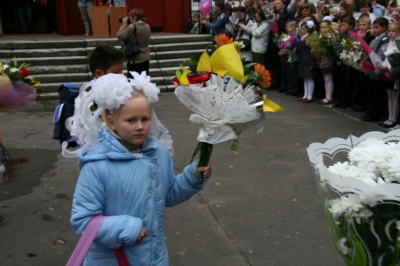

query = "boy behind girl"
53;45;125;146
361;17;389;122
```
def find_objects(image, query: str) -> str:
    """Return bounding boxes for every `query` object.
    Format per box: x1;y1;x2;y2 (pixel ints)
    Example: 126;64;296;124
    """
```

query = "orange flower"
214;34;234;47
254;64;271;88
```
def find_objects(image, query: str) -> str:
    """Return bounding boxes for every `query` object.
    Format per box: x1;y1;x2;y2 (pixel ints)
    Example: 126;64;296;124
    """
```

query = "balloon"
200;0;211;15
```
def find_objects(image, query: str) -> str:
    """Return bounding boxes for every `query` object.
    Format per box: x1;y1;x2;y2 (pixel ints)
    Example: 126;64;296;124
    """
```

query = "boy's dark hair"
373;17;389;29
88;45;124;76
214;0;225;11
342;16;356;27
236;6;246;12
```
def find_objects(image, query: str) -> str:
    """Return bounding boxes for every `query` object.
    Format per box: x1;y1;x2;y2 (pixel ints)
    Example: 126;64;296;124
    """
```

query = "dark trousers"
339;65;356;106
355;72;369;109
366;79;387;118
127;60;150;79
281;61;299;94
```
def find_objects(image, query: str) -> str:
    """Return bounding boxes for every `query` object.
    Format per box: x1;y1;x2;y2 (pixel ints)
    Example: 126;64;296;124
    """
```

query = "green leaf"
176;69;182;80
348;219;370;265
389;231;400;266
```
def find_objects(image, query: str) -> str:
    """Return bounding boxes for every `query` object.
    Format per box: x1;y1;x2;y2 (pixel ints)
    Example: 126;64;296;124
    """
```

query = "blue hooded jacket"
71;128;208;265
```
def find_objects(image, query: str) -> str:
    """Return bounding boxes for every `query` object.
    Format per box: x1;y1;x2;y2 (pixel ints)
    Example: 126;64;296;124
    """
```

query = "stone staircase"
0;35;213;96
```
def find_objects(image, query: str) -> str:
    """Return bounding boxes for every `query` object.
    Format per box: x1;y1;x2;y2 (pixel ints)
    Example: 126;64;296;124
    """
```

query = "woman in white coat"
251;11;271;66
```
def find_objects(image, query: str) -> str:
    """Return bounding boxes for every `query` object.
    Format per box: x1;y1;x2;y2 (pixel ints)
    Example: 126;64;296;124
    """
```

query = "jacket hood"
78;128;158;169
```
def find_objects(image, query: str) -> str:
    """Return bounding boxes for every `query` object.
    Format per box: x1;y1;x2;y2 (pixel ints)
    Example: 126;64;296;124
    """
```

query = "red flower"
105;1;110;6
18;67;30;77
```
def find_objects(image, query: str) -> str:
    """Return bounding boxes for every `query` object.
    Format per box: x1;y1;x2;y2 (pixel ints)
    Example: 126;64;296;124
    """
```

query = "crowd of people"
188;0;400;130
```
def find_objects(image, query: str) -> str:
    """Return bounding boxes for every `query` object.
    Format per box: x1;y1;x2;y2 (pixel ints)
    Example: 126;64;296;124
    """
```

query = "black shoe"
340;103;350;108
291;91;299;96
361;115;380;122
334;102;342;107
278;89;287;93
352;106;366;112
285;91;292;95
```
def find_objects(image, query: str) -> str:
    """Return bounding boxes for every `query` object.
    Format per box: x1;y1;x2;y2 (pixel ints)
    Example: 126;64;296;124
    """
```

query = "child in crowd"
319;19;336;105
353;14;375;112
278;20;299;96
297;19;316;103
67;73;211;265
334;16;357;108
379;22;400;128
362;17;390;122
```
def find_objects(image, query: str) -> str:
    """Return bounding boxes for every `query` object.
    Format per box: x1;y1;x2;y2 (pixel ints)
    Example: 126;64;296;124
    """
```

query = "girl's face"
285;23;296;33
108;96;151;151
320;22;329;33
301;7;311;18
275;0;285;12
340;6;346;16
330;9;337;17
387;24;400;40
299;24;308;36
346;0;354;7
360;6;370;13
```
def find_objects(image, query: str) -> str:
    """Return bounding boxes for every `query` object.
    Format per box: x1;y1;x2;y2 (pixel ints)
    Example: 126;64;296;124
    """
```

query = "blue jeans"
18;4;32;33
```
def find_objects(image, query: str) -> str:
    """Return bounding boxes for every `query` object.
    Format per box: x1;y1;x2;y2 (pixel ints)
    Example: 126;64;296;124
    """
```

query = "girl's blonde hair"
101;89;151;140
390;22;400;32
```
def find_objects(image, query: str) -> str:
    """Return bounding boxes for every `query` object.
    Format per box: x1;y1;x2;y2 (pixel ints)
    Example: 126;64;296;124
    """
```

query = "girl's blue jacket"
71;128;207;265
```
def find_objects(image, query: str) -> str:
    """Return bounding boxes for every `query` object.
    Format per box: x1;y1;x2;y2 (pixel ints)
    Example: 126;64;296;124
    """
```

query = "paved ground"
0;89;389;266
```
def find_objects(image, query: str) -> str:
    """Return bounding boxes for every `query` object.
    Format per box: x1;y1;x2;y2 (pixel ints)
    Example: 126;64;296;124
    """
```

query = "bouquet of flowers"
173;34;284;182
338;37;364;70
276;33;297;63
309;27;339;63
307;132;400;265
0;58;39;110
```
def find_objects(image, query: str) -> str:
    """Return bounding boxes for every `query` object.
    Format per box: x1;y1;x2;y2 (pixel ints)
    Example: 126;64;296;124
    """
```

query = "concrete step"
12;48;87;58
150;34;213;44
14;56;87;66
157;58;190;68
35;73;89;83
12;40;86;50
154;49;204;60
153;42;211;52
29;65;89;75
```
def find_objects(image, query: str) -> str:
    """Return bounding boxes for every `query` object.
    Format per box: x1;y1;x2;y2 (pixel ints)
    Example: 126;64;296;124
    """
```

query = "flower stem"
190;142;213;183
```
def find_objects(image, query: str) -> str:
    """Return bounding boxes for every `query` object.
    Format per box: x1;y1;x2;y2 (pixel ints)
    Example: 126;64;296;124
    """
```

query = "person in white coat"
251;10;271;66
234;6;254;63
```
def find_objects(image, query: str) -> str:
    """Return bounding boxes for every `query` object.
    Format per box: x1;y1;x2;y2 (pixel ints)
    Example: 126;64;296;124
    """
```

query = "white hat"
322;16;333;22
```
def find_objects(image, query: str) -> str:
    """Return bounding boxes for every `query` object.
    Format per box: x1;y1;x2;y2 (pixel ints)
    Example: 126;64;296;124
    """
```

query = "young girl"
318;20;336;105
380;22;400;128
297;19;316;103
65;73;211;265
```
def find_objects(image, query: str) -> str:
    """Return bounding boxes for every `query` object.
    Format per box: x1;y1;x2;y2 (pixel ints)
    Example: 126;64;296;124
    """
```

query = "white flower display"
308;133;400;265
91;73;133;112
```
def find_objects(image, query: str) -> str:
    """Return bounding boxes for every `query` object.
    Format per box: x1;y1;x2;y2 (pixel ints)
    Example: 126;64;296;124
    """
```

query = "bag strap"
238;18;251;38
133;24;137;39
66;215;130;266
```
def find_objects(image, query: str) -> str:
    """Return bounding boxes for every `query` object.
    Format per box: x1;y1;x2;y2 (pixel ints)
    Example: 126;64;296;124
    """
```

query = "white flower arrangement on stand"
307;131;400;265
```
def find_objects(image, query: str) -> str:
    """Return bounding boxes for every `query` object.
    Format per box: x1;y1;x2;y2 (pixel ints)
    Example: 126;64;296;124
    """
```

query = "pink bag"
66;216;129;266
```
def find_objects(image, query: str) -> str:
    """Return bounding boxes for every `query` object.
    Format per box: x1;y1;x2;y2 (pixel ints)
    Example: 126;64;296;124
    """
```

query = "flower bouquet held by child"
64;73;211;266
173;34;283;182
307;132;400;266
276;32;297;63
0;59;39;110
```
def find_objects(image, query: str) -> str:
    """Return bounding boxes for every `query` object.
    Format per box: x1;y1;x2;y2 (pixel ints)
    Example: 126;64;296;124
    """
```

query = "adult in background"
17;0;33;33
117;8;151;78
201;0;227;37
234;6;255;63
78;0;93;36
245;0;257;19
251;11;271;66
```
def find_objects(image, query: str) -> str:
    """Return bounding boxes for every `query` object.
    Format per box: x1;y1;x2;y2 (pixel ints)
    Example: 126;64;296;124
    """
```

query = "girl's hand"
380;66;389;74
197;163;211;178
135;227;146;243
278;49;286;56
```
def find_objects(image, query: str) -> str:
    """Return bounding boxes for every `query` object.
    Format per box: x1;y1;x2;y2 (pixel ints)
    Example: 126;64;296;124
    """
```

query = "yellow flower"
214;34;234;47
32;81;40;88
254;64;271;89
